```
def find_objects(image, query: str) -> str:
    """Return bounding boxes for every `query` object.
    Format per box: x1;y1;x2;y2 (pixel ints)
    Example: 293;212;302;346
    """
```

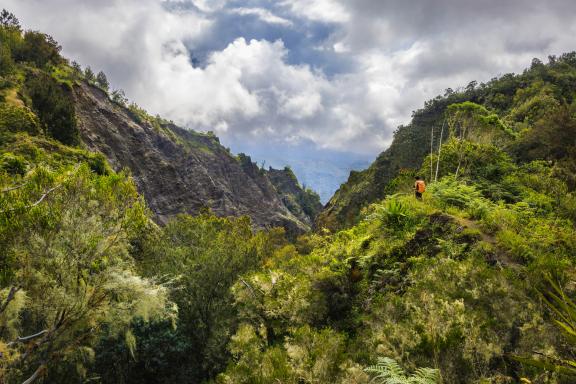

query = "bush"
24;72;79;145
15;30;63;67
429;176;484;210
0;152;26;175
0;42;14;76
0;104;41;135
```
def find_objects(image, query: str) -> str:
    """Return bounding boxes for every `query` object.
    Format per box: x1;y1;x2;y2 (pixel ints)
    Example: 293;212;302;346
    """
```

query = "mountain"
318;53;576;230
4;13;576;384
72;81;318;234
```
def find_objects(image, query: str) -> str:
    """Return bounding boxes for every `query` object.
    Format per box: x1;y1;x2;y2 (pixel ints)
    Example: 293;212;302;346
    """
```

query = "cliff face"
72;82;310;234
266;166;323;227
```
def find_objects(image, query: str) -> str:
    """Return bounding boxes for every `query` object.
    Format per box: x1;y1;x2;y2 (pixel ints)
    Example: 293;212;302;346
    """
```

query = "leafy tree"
15;31;63;67
111;89;128;106
94;214;282;383
0;165;173;383
0;9;20;30
96;70;109;91
0;42;14;76
84;66;95;82
24;72;79;145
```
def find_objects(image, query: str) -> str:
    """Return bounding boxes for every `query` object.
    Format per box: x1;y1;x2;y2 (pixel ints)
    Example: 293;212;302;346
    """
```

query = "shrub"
0;152;26;175
24;72;79;145
15;30;63;67
0;104;41;135
429;176;484;210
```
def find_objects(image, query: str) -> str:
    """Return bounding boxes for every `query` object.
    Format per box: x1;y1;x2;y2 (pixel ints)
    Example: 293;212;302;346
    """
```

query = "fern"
364;357;440;384
514;277;576;376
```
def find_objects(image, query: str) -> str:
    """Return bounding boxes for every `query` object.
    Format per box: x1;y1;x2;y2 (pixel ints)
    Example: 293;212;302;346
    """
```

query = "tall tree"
96;70;109;91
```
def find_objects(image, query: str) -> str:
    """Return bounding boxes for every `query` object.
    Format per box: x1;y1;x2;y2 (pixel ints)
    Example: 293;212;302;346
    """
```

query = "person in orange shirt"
414;176;426;200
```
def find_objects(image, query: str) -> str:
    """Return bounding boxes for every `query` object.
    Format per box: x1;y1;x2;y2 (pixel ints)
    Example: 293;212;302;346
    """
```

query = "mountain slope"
318;53;576;230
72;81;313;234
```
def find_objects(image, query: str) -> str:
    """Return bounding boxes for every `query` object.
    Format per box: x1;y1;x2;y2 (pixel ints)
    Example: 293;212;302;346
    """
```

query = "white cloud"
279;0;350;23
230;7;293;26
4;0;576;159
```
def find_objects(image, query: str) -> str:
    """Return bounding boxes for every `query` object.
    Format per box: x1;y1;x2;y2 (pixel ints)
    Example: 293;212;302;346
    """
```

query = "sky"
4;0;576;201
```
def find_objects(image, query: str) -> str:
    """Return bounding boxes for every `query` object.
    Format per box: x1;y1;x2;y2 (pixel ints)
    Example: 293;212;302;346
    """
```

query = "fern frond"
365;357;439;384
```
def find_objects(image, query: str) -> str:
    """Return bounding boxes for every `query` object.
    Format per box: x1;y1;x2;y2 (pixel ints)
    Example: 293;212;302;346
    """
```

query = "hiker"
414;176;426;200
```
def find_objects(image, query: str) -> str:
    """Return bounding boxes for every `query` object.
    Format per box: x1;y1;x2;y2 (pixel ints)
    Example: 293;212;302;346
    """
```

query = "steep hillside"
266;166;323;227
72;82;312;233
318;53;576;230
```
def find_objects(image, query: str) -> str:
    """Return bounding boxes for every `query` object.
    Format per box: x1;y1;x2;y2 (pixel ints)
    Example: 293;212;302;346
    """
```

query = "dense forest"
1;9;576;384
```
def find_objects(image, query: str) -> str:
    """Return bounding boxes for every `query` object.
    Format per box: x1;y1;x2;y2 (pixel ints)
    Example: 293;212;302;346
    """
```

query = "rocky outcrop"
72;82;310;234
266;166;323;227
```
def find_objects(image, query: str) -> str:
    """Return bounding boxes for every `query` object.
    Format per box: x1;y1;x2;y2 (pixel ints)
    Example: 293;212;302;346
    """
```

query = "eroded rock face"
73;82;309;234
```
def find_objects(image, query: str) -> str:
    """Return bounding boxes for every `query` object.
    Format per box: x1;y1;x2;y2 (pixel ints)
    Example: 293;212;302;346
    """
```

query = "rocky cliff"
72;82;312;234
266;166;323;227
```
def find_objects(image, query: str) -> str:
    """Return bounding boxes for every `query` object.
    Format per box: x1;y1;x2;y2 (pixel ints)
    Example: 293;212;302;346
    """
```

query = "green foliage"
366;195;417;231
15;30;63;67
0;42;14;76
0;9;21;31
365;357;439;384
84;66;95;82
0;152;26;175
515;277;576;378
429;176;485;210
96;70;109;91
100;213;284;383
0;103;41;135
24;71;79;145
0;164;173;383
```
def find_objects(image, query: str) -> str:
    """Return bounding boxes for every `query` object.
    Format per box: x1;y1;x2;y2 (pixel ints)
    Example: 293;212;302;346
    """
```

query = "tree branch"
8;329;49;347
2;185;61;213
1;182;28;193
21;363;46;384
0;285;21;314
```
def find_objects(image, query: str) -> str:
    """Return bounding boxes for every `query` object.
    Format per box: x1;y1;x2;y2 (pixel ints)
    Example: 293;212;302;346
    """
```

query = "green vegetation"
2;8;576;384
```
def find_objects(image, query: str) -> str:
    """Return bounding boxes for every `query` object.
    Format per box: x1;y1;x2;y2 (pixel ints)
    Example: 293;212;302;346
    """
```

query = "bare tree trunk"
430;125;434;182
434;118;446;182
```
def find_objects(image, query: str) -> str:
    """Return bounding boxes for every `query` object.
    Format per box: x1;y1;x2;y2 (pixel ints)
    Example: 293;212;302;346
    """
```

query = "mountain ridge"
71;79;319;234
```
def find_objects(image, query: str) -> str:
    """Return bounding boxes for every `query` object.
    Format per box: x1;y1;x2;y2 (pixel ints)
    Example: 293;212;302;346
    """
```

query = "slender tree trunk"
430;125;434;182
434;118;446;182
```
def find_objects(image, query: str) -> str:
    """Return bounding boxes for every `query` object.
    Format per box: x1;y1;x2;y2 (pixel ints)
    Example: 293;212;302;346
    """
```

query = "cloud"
229;7;293;26
4;0;576;160
279;0;350;23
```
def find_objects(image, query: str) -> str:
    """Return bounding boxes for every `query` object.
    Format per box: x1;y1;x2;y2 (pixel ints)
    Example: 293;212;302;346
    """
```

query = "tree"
0;165;173;383
0;9;20;30
24;72;79;145
111;89;128;106
0;43;13;76
70;60;82;78
96;70;109;91
125;214;280;383
84;66;95;82
15;31;62;67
